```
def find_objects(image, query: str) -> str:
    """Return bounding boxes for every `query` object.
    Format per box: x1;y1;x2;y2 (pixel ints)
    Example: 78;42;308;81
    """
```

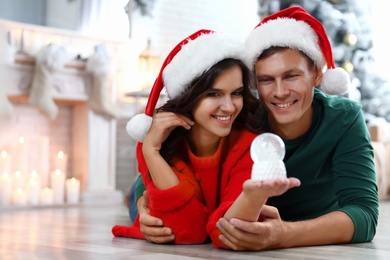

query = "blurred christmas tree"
258;0;390;122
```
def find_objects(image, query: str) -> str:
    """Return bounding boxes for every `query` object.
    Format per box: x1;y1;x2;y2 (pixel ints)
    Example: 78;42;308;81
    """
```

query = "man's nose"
273;80;289;98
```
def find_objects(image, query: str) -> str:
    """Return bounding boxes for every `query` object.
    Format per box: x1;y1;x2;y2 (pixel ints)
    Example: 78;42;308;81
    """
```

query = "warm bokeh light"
58;151;64;159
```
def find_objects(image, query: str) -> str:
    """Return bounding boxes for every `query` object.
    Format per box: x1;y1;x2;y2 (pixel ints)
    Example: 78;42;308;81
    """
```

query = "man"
130;6;379;250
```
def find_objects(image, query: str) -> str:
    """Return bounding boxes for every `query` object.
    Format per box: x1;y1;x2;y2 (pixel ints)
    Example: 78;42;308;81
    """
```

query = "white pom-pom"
126;113;153;142
321;67;350;95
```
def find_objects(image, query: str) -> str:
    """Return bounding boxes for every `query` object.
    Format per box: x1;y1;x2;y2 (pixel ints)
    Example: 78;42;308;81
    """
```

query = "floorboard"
1;201;389;259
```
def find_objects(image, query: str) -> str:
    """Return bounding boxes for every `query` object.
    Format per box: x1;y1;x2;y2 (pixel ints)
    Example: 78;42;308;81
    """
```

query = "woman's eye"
207;92;219;97
258;79;272;85
232;91;243;96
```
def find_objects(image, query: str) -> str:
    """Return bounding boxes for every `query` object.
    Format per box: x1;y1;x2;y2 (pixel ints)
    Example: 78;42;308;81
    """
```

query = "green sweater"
134;89;379;243
267;89;378;243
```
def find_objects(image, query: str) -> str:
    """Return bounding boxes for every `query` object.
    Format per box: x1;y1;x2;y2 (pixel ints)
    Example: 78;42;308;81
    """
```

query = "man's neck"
269;105;313;140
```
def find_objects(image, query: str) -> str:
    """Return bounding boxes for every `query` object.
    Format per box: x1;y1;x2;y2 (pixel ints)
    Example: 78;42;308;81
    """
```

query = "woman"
112;29;300;247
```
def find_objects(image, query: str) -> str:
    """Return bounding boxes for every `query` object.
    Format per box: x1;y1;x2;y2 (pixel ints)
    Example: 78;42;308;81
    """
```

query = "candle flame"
55;169;62;175
16;188;23;193
58;151;64;159
31;171;38;178
18;136;25;144
1;150;7;158
15;171;22;177
2;172;10;179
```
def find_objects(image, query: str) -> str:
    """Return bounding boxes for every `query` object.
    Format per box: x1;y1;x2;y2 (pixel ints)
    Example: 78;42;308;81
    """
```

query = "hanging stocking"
0;85;13;118
29;44;67;120
86;44;120;118
0;30;14;118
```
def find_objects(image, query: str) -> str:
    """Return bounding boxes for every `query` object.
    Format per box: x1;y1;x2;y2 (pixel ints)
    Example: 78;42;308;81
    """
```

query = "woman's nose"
220;96;235;111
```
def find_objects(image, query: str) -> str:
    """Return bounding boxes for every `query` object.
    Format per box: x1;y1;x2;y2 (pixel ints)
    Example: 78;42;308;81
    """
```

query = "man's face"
254;49;322;139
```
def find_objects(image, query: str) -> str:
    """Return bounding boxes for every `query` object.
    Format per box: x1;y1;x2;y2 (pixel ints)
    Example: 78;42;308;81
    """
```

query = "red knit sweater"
112;128;257;248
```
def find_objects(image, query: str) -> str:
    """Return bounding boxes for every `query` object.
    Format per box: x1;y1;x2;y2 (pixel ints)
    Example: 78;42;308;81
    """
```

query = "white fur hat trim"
245;18;325;69
245;18;349;95
163;32;251;99
126;113;153;142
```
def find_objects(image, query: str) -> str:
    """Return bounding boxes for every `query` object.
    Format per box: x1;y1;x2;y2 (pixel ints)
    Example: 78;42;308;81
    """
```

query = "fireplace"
0;19;129;206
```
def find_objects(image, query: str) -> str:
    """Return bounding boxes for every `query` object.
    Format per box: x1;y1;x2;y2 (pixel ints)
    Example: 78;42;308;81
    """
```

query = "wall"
131;0;259;59
0;0;46;25
46;0;81;30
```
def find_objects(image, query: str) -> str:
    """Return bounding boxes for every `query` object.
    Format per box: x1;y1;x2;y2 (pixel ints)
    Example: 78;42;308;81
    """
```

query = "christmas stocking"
29;44;67;120
0;85;13;118
86;44;120;118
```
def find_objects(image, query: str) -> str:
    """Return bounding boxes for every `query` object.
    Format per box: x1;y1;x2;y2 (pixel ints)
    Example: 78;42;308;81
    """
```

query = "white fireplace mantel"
0;19;129;205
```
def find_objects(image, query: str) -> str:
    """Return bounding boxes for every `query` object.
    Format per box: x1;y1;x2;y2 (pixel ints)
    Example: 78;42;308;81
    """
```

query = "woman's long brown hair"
156;58;266;163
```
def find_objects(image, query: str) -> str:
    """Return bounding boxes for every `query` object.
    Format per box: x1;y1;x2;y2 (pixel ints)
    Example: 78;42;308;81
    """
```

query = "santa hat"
127;29;251;142
245;6;350;95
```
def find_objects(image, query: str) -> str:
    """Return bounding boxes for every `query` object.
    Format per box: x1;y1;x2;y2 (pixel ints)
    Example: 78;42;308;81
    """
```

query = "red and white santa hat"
127;29;251;142
245;6;350;95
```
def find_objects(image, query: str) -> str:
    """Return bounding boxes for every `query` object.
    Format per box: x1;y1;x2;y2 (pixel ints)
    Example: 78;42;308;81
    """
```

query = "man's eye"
287;74;299;79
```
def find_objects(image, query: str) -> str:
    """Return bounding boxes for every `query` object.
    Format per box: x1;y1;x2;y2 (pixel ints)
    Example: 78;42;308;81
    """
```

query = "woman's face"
191;65;244;142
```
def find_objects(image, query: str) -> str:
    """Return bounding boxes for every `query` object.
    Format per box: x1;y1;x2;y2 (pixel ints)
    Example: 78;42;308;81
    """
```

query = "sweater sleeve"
134;143;209;244
134;142;147;202
332;109;379;242
134;174;145;203
140;150;209;244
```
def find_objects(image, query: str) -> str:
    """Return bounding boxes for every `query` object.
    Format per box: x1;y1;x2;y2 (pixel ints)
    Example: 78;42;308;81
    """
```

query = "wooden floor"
1;201;389;260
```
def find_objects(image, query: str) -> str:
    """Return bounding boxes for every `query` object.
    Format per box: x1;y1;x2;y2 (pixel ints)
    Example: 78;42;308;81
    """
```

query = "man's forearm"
280;211;354;248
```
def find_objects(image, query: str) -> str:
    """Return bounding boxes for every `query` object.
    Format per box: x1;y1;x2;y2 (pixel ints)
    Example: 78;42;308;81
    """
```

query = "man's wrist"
136;195;145;213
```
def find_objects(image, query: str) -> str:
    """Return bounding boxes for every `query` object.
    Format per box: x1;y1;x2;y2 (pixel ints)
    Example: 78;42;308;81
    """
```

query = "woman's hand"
242;177;301;203
223;177;300;228
142;112;194;189
143;112;194;153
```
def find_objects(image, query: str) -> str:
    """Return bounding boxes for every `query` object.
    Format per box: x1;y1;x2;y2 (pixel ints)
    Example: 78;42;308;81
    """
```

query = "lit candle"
53;150;68;176
66;177;80;204
13;136;29;175
12;170;24;189
35;136;49;189
50;169;65;205
39;187;53;205
30;170;40;187
12;188;27;206
0;150;12;174
0;172;13;206
27;178;40;206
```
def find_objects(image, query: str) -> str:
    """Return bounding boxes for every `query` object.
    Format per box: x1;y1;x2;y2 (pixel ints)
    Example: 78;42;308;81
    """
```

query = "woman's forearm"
224;192;266;221
143;147;179;189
